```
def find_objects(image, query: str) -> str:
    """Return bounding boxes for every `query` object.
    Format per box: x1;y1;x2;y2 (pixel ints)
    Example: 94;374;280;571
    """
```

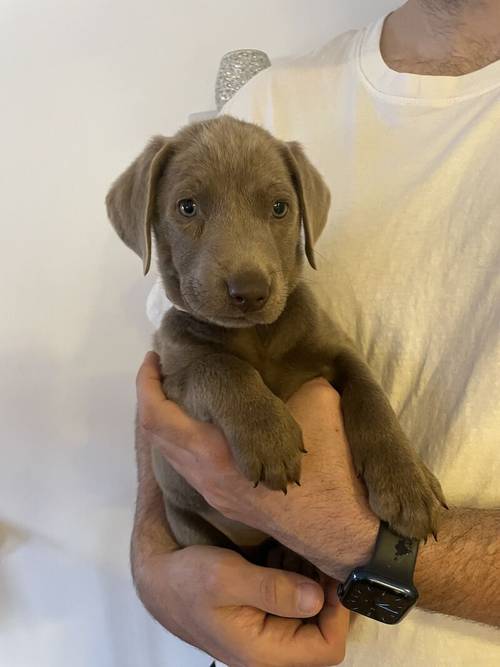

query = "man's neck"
381;0;500;75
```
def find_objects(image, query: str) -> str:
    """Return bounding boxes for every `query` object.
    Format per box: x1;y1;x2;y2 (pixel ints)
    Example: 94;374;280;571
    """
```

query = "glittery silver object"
215;49;271;111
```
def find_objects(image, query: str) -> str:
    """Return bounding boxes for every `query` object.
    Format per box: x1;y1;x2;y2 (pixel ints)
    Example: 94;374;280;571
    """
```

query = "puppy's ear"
105;136;174;275
282;141;331;269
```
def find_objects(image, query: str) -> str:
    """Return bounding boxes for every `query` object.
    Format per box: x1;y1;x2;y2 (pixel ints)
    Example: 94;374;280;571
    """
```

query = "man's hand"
137;351;500;626
134;544;348;667
137;351;378;582
132;400;349;667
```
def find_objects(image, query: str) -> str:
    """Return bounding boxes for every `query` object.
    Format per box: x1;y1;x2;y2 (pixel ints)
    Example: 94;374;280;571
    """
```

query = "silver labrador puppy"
106;116;446;551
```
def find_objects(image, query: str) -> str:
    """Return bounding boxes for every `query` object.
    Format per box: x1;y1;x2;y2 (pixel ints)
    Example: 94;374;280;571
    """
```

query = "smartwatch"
337;521;420;624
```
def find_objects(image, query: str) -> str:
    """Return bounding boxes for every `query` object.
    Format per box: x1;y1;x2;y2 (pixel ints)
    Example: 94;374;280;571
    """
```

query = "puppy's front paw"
361;443;447;540
228;400;305;493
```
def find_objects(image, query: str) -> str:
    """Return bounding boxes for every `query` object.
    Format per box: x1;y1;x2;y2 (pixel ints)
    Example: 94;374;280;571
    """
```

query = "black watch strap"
367;521;419;584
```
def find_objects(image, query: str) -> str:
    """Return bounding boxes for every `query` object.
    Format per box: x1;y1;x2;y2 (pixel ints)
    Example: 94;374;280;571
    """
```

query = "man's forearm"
414;507;500;626
130;422;179;579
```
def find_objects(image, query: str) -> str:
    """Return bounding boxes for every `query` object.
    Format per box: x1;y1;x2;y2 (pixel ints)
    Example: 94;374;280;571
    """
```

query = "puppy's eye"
178;198;197;217
272;201;288;218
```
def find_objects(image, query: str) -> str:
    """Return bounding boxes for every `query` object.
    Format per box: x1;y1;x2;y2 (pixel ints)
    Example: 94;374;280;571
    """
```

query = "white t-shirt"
149;15;500;667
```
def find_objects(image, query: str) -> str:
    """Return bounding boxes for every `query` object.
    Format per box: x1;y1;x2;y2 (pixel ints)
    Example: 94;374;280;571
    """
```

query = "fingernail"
298;583;321;614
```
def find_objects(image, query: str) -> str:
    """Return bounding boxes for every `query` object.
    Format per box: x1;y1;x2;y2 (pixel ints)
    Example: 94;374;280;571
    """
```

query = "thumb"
221;556;324;618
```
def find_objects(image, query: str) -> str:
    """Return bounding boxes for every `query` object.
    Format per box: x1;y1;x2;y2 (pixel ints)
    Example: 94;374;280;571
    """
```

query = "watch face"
340;578;415;624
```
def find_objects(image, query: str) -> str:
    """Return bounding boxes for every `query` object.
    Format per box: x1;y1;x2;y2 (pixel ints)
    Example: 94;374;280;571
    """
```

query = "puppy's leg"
179;353;305;493
166;500;238;550
153;448;239;549
332;347;447;540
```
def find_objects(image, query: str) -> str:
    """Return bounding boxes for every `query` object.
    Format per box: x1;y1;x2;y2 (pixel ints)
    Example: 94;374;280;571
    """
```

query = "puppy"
106;116;446;550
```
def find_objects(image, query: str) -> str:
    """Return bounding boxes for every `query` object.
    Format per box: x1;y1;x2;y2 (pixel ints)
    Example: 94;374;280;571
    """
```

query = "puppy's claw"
432;530;438;542
300;446;308;454
282;486;288;496
294;480;301;487
442;501;450;510
253;464;264;487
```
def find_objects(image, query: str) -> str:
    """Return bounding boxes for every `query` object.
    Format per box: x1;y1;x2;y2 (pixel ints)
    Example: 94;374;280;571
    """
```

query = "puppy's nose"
227;271;270;312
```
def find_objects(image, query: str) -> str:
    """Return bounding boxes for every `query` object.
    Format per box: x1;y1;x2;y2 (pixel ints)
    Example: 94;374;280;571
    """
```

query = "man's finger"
212;555;348;666
136;351;198;442
318;580;350;647
254;579;349;666
258;600;349;667
211;554;324;618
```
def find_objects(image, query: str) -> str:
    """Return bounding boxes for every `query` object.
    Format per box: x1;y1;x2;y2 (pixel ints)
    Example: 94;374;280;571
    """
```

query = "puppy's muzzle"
226;270;270;313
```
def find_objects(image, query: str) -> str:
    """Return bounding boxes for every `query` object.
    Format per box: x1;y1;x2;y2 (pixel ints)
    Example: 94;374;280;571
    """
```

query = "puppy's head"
106;116;330;327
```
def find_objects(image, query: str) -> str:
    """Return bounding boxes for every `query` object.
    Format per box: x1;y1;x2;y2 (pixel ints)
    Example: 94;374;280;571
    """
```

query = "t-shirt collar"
358;15;500;103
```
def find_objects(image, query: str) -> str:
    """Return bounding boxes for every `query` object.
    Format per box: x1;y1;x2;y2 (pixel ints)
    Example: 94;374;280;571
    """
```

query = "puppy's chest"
227;329;327;400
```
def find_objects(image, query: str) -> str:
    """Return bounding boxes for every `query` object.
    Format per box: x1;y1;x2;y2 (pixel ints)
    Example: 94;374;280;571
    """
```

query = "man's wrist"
341;509;379;579
319;505;379;581
413;507;463;603
412;507;500;625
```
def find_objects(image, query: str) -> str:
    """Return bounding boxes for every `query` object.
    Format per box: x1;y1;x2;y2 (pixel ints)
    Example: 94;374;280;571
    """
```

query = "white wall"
0;1;400;665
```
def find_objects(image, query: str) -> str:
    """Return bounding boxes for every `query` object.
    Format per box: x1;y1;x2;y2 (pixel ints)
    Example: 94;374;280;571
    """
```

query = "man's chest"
304;122;500;505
